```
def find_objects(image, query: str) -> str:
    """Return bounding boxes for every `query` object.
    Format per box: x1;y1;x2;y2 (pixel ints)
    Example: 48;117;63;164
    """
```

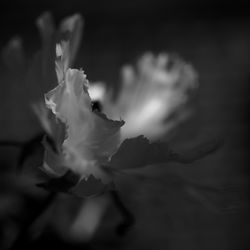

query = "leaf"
27;12;84;101
109;135;222;169
36;12;55;44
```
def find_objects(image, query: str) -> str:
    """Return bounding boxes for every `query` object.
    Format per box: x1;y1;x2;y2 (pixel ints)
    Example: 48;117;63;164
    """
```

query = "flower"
0;12;223;246
89;52;198;140
38;42;221;198
0;12;83;141
42;42;124;184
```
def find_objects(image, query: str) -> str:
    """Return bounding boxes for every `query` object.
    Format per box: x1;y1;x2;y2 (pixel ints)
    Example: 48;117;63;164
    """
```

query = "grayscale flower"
36;42;221;198
89;53;198;140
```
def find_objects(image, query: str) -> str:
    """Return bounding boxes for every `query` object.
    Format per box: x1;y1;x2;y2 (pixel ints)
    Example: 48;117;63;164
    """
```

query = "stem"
110;190;135;236
0;133;44;169
10;192;56;249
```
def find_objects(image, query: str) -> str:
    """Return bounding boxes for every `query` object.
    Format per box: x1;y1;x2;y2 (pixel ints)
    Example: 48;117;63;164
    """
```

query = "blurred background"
0;0;249;249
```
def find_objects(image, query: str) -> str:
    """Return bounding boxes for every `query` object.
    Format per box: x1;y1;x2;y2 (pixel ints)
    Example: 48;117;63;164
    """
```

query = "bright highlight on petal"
56;43;63;57
89;53;198;140
88;83;106;101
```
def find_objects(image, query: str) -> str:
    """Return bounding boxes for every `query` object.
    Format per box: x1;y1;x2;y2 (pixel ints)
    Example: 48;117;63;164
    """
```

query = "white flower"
43;42;124;183
89;53;198;140
36;42;220;198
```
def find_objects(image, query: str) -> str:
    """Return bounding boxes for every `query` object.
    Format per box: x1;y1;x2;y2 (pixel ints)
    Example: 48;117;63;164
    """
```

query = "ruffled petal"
45;47;124;181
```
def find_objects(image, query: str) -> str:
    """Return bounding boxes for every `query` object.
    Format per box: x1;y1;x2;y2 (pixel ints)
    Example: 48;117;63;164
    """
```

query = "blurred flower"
0;12;83;141
89;53;198;140
27;12;84;101
69;195;109;242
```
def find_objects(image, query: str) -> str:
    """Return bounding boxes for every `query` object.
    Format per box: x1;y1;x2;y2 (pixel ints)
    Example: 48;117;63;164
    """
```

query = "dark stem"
110;190;135;236
18;133;45;169
10;192;56;250
0;133;45;169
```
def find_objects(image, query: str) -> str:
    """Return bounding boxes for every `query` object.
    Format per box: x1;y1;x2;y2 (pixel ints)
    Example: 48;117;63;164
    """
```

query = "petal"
101;53;198;140
36;12;55;44
2;37;26;71
45;65;124;181
27;13;83;101
59;14;84;67
88;82;106;101
109;136;172;169
109;136;222;170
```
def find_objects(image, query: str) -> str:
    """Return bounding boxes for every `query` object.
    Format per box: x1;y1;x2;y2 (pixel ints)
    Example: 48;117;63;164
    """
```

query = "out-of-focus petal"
109;135;222;170
27;12;84;103
36;12;55;44
59;14;84;67
91;53;198;141
55;41;71;83
2;37;26;71
69;196;109;242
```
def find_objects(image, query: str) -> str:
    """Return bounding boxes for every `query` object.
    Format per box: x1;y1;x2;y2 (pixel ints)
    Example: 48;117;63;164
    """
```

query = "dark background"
0;0;249;249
